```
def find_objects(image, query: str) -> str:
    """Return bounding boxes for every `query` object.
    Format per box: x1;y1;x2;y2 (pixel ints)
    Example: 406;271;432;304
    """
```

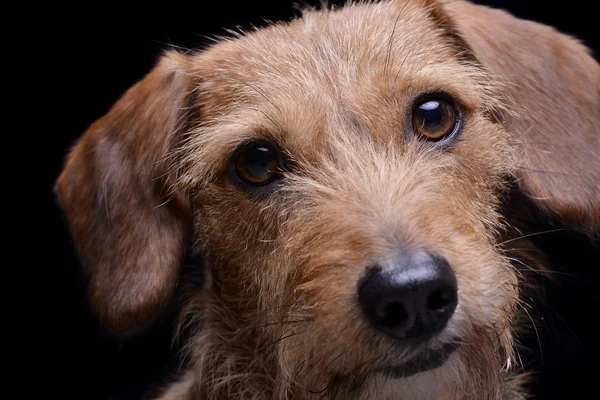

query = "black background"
5;1;599;399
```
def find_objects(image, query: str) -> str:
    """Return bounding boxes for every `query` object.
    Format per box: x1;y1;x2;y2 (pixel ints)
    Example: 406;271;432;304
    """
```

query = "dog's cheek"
468;123;519;328
193;186;285;301
407;192;519;388
444;241;518;339
398;183;517;332
454;116;515;188
419;187;518;345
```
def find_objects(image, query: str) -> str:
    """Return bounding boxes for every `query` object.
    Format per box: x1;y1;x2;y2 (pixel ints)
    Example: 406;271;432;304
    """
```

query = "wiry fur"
56;1;600;399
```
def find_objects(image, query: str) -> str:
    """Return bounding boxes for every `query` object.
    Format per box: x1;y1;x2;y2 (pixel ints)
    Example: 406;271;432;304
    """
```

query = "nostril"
377;301;409;328
426;286;457;313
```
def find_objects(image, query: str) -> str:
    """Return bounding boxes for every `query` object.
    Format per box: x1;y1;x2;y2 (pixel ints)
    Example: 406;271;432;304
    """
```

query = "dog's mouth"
374;342;459;379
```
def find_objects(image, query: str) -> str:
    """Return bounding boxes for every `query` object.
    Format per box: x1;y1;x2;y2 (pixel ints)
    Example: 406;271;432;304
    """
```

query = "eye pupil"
233;142;283;186
418;101;444;128
412;97;458;141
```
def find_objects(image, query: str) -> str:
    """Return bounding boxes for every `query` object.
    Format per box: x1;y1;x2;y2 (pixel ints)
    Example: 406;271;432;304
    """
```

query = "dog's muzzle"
358;250;459;377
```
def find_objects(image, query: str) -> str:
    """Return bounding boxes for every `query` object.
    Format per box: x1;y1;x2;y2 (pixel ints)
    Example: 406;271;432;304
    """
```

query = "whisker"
497;228;569;246
254;318;317;329
514;267;577;278
287;313;320;318
517;302;544;365
383;3;405;76
257;330;308;354
229;76;283;116
502;247;544;254
514;166;580;177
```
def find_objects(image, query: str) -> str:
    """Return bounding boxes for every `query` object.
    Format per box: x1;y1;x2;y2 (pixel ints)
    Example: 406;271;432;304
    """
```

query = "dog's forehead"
194;2;460;92
188;1;487;156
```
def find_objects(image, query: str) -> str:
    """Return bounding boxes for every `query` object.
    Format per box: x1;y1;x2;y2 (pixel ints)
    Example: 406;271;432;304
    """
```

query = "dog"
55;0;600;398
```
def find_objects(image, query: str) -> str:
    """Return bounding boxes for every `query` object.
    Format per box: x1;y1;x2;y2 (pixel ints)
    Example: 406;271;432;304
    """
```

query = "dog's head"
56;0;599;398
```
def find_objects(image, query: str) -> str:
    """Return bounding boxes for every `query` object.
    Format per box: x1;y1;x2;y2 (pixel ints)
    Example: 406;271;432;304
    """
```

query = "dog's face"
56;1;599;399
183;3;516;395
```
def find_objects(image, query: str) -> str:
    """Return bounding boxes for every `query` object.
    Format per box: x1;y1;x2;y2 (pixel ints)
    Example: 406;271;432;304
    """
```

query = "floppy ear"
56;51;193;337
446;1;600;236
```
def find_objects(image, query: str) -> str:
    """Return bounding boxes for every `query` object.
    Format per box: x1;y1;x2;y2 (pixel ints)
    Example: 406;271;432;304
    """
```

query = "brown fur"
56;1;600;399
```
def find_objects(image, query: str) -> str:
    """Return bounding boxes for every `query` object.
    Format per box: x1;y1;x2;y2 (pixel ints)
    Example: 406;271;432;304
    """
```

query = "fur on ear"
56;51;193;337
431;0;599;236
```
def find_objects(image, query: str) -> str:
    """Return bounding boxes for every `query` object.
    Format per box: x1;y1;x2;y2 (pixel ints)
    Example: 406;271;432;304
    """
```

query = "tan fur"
56;1;599;399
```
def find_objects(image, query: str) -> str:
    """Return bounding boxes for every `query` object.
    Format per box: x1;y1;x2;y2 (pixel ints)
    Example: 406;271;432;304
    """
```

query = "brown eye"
231;141;284;187
412;98;459;142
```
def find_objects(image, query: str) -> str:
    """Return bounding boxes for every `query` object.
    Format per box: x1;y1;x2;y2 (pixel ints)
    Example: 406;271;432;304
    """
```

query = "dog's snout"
358;251;458;341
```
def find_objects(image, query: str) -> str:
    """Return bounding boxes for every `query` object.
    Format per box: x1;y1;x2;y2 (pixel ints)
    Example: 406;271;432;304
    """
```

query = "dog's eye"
412;97;460;142
231;141;284;187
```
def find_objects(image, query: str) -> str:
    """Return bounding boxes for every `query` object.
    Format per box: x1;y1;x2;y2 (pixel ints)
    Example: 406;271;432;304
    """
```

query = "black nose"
358;251;458;341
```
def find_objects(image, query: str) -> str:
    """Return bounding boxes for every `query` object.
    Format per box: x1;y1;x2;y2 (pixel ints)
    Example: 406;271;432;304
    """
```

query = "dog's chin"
374;342;459;379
